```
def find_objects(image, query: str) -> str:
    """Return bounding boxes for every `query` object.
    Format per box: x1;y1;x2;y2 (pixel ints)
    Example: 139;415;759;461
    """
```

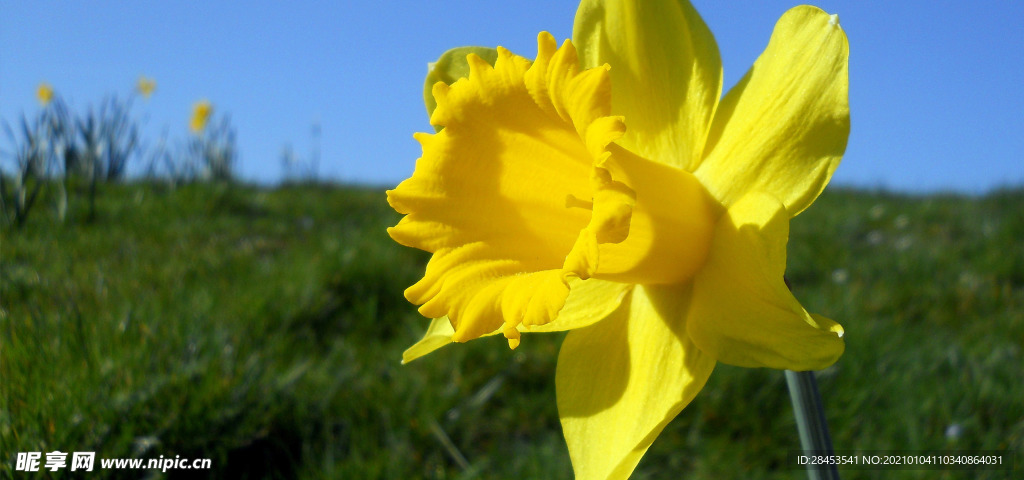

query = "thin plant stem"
786;369;840;480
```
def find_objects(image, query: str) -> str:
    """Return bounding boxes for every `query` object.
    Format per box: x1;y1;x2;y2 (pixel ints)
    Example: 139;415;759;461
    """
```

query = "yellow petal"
687;191;844;370
528;279;633;333
401;316;455;364
696;6;849;215
557;285;716;480
401;281;633;363
574;0;722;171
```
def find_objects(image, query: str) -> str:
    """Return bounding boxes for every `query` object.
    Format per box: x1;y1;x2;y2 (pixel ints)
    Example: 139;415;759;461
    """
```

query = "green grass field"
2;182;1022;479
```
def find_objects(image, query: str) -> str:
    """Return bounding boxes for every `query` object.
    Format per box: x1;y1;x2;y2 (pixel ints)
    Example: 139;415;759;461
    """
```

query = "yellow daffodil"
190;99;213;133
389;1;849;479
137;76;157;99
37;82;54;106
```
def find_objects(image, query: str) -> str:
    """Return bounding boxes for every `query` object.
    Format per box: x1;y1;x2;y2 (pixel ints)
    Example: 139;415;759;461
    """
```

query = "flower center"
572;145;720;286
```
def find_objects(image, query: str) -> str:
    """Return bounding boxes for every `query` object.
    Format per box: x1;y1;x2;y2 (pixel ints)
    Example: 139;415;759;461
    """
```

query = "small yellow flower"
390;2;849;479
137;76;156;99
190;99;213;133
37;82;54;106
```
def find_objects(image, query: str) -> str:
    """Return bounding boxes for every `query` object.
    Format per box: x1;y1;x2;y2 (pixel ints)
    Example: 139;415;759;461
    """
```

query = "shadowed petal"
687;191;844;370
557;285;716;480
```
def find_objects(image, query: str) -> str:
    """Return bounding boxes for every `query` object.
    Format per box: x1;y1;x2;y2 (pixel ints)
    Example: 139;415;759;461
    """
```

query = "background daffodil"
389;1;849;479
137;75;157;99
37;82;54;106
190;99;213;133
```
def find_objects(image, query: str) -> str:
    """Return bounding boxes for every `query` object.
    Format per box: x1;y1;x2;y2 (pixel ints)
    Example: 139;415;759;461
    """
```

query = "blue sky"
3;1;1023;192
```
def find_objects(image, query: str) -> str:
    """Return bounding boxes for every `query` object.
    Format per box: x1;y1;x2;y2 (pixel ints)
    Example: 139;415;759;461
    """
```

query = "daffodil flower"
37;82;54;106
137;76;157;99
190;99;213;133
388;1;849;478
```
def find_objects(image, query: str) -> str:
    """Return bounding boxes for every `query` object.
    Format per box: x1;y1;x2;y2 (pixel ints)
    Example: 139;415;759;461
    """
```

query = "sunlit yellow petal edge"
388;33;638;348
696;5;849;215
401;316;455;364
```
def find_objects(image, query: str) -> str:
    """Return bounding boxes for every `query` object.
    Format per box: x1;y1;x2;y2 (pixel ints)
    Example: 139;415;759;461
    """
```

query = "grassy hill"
2;182;1021;479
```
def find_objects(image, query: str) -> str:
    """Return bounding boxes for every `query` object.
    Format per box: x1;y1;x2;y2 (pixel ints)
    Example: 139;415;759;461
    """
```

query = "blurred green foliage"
1;85;236;229
1;183;1021;479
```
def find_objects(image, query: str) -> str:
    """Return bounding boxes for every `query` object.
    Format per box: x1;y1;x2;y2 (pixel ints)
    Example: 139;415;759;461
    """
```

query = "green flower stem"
785;369;840;480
